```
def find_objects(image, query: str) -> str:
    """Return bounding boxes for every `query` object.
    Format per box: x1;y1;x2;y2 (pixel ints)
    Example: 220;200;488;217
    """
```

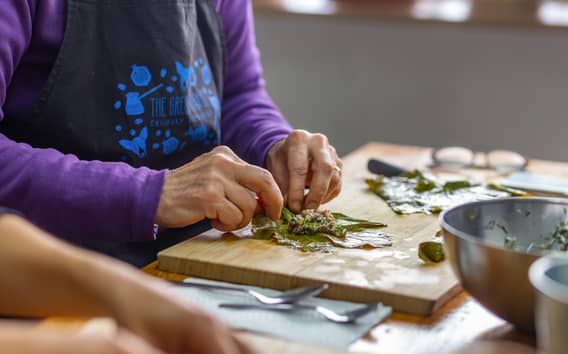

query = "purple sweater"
0;0;292;242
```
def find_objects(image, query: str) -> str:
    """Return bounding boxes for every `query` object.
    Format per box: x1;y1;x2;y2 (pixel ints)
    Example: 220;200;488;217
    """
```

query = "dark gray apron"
1;0;226;266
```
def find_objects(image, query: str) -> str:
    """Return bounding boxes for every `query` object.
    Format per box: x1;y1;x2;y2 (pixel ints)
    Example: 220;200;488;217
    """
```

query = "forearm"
218;0;292;167
221;89;291;167
0;322;90;354
0;135;164;242
0;215;164;318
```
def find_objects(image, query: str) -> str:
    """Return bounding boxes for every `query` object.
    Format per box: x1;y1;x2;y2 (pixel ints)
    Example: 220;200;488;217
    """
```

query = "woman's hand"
0;214;251;354
266;130;343;212
155;146;283;231
0;322;166;354
70;327;167;354
109;280;251;354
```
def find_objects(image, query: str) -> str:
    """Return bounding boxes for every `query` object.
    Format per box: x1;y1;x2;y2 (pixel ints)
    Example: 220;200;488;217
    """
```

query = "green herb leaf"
366;172;526;215
414;179;436;193
252;209;391;252
442;180;472;193
401;170;425;179
504;236;518;250
281;207;295;223
419;242;445;263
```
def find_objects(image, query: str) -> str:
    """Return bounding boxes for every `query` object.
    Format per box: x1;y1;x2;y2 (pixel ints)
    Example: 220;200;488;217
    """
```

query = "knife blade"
367;159;407;177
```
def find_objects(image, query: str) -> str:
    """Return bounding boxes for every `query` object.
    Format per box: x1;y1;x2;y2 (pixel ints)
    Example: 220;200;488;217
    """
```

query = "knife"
367;158;407;177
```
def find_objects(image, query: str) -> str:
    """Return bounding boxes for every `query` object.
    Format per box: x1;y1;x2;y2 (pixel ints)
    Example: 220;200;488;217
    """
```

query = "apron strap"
197;0;226;102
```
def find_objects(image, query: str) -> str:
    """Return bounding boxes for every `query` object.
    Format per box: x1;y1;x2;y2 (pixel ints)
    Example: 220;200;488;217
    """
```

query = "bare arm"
0;321;165;354
0;213;140;318
0;214;249;354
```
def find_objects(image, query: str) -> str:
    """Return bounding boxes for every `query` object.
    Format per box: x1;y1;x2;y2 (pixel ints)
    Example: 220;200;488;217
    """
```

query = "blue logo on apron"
113;58;220;161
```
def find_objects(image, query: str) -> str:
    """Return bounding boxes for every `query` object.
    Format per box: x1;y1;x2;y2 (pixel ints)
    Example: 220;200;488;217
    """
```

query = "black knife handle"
367;159;407;177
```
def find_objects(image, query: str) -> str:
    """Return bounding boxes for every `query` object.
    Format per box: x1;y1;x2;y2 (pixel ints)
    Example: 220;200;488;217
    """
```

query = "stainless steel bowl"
440;197;568;332
530;256;568;354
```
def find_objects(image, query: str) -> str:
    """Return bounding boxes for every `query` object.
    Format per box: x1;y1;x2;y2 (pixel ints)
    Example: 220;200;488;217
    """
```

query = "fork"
218;302;379;324
171;281;328;305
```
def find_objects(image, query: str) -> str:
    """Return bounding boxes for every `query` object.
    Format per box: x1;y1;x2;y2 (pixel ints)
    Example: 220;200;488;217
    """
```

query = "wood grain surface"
40;142;568;353
143;260;537;354
157;143;462;316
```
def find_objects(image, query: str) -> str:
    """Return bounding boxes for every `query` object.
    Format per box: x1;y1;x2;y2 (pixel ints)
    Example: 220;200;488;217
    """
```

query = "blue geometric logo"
130;65;152;87
119;126;148;158
113;58;220;162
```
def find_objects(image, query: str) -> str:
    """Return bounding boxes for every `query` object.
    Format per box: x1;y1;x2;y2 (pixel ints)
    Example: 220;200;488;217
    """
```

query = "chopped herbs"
414;179;436;193
418;242;445;263
497;224;509;235
490;218;568;253
366;170;528;215
504;236;518;250
288;210;345;237
442;180;472;193
485;219;509;235
540;221;568;252
252;208;391;252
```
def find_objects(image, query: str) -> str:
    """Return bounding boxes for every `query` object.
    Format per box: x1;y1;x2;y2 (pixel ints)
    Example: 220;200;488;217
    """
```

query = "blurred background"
252;0;568;160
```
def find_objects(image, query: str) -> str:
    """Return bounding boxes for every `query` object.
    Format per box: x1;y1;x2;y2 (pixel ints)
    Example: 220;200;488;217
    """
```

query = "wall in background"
254;14;568;161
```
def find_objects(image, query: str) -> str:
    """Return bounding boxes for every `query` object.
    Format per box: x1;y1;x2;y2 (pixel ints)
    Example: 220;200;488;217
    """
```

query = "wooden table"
142;142;567;354
142;261;539;353
47;142;567;354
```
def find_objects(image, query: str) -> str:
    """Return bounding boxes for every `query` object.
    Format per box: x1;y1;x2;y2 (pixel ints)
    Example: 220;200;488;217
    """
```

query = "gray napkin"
171;278;391;349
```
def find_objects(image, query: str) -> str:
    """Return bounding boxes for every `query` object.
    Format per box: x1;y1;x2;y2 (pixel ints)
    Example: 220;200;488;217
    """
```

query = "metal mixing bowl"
440;197;568;332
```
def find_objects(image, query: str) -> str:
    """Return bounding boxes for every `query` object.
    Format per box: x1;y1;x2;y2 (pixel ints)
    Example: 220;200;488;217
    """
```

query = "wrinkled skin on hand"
266;130;343;213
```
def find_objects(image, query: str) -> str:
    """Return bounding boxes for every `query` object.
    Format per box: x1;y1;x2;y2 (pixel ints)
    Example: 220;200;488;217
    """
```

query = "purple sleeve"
218;0;292;167
0;1;164;242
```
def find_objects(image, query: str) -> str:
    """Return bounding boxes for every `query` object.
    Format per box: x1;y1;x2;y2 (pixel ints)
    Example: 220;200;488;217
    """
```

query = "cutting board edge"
430;281;463;314
157;252;460;316
158;251;301;290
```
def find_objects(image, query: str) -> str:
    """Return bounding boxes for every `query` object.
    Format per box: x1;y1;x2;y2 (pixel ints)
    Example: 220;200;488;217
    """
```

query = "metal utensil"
172;281;328;305
367;158;406;177
218;302;379;324
530;256;568;354
440;197;568;332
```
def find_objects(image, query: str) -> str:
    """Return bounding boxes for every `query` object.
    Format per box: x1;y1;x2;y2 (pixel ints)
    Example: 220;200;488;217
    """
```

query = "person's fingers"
206;199;244;231
232;335;257;354
322;154;343;203
180;312;245;354
304;135;335;210
207;332;245;354
211;145;243;163
331;147;343;172
111;329;167;354
76;330;166;354
254;196;265;216
225;183;258;229
267;156;289;203
235;165;283;221
286;131;310;212
322;170;342;203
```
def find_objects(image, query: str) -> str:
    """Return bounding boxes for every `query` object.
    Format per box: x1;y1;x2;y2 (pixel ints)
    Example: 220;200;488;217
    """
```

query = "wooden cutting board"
158;142;462;316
